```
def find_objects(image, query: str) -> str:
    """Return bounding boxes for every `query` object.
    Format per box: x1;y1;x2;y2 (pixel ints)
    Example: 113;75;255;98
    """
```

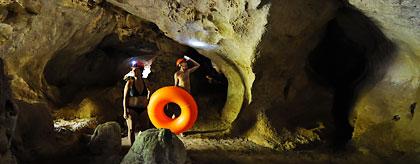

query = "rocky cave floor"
127;135;386;164
50;119;402;164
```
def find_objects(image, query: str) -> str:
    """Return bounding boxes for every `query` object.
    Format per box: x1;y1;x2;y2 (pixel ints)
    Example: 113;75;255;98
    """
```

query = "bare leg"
126;115;135;145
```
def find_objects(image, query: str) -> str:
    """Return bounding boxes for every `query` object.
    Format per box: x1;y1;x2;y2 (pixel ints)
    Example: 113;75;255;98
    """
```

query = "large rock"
12;100;61;161
121;128;187;164
88;121;121;164
11;100;84;163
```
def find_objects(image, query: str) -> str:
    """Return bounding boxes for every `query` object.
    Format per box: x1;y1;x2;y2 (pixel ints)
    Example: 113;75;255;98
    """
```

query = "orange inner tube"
147;86;198;134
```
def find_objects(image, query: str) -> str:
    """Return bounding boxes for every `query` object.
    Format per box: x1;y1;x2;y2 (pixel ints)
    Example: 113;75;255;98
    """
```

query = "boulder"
121;128;187;164
88;121;121;164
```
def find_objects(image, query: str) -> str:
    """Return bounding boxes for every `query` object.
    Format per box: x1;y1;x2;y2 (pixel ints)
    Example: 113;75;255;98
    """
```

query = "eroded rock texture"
121;128;187;164
88;121;121;164
233;0;340;150
1;0;116;103
348;0;420;157
0;0;116;161
0;0;419;162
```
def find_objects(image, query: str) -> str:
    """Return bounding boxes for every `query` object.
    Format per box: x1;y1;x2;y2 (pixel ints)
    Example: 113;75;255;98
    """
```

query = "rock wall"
104;0;270;128
233;0;340;150
0;59;17;164
0;0;117;161
0;0;116;104
0;0;419;161
348;0;420;157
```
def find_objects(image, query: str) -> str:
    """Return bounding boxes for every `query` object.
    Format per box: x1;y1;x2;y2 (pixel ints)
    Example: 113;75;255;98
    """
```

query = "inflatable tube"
147;86;198;134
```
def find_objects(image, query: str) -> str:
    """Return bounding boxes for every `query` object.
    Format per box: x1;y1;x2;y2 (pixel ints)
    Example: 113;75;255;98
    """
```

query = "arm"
123;80;132;119
143;79;151;99
174;73;179;86
187;58;200;72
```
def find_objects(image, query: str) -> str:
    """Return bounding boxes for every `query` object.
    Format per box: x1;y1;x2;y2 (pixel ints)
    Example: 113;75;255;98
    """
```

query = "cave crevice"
306;5;396;148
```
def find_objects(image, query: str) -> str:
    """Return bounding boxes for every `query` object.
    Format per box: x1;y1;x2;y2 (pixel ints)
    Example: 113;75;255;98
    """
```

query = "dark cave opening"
307;5;396;149
308;18;367;148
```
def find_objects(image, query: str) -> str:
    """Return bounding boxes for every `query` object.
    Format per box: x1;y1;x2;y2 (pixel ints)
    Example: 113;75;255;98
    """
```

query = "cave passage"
307;5;395;148
308;18;367;148
44;24;229;135
181;48;229;130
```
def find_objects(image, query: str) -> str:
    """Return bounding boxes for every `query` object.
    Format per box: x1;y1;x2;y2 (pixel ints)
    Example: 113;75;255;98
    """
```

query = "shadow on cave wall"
306;3;396;148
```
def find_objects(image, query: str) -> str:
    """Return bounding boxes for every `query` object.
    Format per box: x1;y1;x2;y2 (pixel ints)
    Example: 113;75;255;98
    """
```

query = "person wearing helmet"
174;56;200;92
123;61;150;145
165;56;200;127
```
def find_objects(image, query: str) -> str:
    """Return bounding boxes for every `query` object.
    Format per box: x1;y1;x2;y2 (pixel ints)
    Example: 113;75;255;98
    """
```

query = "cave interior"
0;0;419;163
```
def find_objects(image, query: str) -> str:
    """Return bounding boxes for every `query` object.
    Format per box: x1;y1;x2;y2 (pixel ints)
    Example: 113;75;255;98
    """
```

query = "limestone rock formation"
121;128;187;164
1;0;116;104
232;0;340;150
1;1;116;162
12;100;81;162
88;121;121;164
0;0;419;162
348;0;420;157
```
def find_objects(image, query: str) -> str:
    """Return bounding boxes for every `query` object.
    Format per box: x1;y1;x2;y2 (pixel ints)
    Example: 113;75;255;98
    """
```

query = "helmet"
176;58;186;66
131;61;144;68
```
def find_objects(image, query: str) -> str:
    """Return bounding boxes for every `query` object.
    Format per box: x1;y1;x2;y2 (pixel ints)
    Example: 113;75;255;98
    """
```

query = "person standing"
174;56;200;92
122;61;150;145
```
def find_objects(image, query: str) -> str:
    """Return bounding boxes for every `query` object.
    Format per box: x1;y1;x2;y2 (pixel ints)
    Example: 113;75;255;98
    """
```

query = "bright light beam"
185;39;217;50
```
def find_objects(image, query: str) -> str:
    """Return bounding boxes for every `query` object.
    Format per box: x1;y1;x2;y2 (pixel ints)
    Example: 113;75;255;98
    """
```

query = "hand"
183;55;191;61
